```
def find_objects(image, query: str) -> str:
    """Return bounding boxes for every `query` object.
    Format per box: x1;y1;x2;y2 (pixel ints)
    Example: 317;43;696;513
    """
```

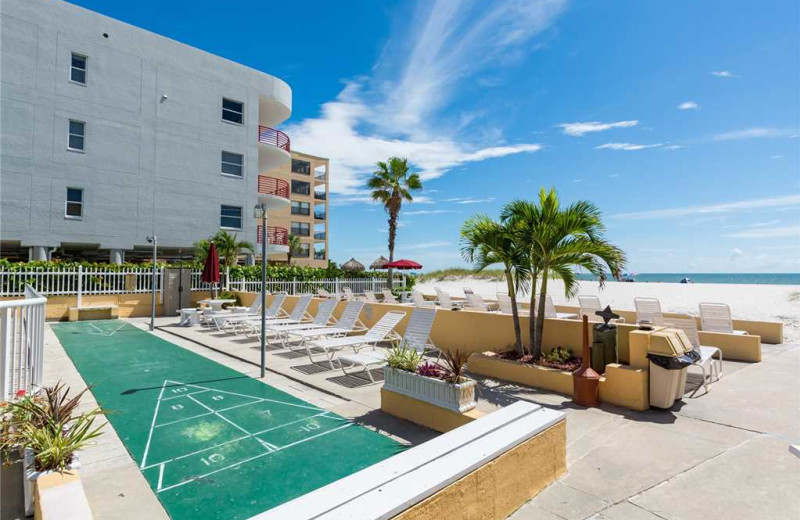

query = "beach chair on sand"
497;293;529;316
435;287;462;309
411;290;434;308
699;303;747;335
578;295;602;311
264;298;338;347
634;297;664;325
663;314;723;395
463;287;474;296
241;294;313;337
212;293;286;332
339;308;438;383
538;295;578;319
284;300;367;350
381;289;399;304
465;293;489;311
305;311;406;369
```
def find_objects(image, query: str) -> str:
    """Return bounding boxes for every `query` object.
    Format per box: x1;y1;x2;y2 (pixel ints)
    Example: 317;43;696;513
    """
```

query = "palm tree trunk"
387;210;397;287
505;268;523;356
534;268;549;358
528;270;538;354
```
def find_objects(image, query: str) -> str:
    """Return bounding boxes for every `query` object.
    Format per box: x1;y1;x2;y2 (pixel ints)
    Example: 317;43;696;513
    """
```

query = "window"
291;222;310;237
70;53;87;84
221;98;243;124
65;188;83;218
291;201;310;216
291;180;310;196
297;244;310;258
68;120;85;151
221;151;244;177
291;159;311;175
220;205;242;229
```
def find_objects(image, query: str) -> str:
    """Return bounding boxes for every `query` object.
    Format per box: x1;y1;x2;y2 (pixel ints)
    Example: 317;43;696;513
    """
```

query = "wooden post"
573;315;600;407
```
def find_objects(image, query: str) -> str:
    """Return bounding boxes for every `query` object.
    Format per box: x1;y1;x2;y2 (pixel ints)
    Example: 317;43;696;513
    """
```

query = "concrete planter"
383;366;477;412
1;447;25;519
24;449;81;516
468;352;575;396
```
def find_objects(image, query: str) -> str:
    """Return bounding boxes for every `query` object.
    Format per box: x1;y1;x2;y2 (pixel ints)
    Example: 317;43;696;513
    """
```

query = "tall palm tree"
368;157;422;284
211;230;255;269
287;235;302;265
504;188;626;358
461;215;529;356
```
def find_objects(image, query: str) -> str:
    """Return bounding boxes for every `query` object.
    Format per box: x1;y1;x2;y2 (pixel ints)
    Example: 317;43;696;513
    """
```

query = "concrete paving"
44;317;800;520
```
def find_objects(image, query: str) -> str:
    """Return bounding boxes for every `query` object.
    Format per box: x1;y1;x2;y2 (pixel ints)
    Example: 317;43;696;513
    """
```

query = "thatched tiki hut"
370;256;389;270
341;258;365;273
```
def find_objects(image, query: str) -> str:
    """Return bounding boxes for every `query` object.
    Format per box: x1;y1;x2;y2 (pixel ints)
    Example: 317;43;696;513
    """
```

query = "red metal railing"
258;126;290;152
257;225;288;246
257;176;290;199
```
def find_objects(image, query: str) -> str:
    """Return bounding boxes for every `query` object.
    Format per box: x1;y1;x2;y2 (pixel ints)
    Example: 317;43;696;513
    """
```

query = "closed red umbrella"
202;243;220;296
383;259;422;270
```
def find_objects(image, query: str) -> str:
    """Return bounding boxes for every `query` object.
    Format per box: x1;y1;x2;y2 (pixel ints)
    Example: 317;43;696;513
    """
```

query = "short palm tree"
504;188;626;358
461;215;529;356
287;235;302;265
194;230;255;268
368;157;422;284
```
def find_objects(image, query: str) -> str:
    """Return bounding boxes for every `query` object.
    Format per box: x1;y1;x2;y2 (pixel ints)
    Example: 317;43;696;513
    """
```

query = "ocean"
576;273;800;286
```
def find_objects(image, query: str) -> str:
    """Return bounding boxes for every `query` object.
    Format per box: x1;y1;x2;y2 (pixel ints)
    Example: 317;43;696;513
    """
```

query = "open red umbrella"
383;259;422;270
202;243;220;296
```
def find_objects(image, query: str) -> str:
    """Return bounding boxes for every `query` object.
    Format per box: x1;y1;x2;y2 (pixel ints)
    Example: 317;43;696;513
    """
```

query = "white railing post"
0;307;11;400
160;267;165;304
335;277;340;295
77;265;83;307
292;277;297;295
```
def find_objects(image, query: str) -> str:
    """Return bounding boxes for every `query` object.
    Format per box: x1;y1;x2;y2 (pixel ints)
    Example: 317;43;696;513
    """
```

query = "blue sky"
71;0;800;273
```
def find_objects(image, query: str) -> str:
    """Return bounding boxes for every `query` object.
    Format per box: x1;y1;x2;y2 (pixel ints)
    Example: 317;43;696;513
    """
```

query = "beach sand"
417;277;800;342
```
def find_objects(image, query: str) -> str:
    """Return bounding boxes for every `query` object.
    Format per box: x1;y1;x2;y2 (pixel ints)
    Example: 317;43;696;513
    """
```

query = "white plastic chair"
465;293;489;311
578;295;602;311
214;293;288;332
699;303;747;335
463;287;474;296
664;314;723;395
538;295;577;319
381;289;399;304
363;291;379;303
241;294;314;337
342;287;355;301
496;293;529;316
284;300;367;350
434;287;462;310
411;290;434;308
265;298;339;347
634;297;664;325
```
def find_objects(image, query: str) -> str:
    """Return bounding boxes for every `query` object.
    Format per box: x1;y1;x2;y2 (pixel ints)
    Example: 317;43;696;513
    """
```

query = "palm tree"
460;215;529;356
209;230;255;269
368;157;422;284
287;235;302;265
504;188;626;358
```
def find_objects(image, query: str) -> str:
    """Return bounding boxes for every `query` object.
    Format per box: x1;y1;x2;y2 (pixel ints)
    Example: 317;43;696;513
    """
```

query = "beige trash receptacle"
647;330;694;409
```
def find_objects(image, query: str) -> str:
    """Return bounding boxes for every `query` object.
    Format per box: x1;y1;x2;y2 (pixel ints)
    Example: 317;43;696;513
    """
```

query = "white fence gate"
0;286;46;401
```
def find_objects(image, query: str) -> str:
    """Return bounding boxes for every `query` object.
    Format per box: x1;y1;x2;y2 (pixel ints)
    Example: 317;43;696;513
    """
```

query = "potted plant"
1;389;40;517
5;383;104;515
383;348;477;413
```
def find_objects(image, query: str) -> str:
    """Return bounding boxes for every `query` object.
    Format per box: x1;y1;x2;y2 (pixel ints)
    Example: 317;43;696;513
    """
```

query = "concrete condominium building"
0;0;329;266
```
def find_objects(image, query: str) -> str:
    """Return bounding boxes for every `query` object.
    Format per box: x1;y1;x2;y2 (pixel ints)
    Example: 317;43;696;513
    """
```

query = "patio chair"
342;287;355;301
241;294;314;337
699;303;747;335
634;297;664;325
578;295;602;311
204;291;263;328
411;290;434;308
663;314;722;395
363;290;379;303
317;287;336;299
578;307;625;324
339;307;438;383
284;300;367;350
305;310;407;369
381;289;399;304
264;298;339;347
464;293;489;311
496;293;529;316
463;287;474;296
212;293;287;332
537;295;578;319
434;287;462;310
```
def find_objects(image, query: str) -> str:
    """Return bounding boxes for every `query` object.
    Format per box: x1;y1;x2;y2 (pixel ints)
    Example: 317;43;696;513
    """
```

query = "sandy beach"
417;277;800;342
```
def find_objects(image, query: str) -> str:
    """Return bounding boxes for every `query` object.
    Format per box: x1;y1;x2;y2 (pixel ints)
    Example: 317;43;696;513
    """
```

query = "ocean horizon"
575;273;800;286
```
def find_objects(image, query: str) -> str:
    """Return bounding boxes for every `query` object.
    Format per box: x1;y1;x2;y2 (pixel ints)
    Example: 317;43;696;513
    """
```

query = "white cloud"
726;226;800;238
713;127;795;141
609;173;620;178
596;142;663;151
678;101;700;110
611;194;800;220
558;120;638;137
770;155;783;159
729;248;744;260
404;209;463;216
287;0;567;196
444;197;496;205
711;70;736;78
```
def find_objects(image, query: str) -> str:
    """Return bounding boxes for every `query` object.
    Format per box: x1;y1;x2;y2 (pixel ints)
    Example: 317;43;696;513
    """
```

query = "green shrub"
543;346;572;364
386;346;424;372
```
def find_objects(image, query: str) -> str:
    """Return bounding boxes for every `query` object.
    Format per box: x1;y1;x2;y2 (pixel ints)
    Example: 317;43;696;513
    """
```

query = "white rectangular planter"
383;367;477;413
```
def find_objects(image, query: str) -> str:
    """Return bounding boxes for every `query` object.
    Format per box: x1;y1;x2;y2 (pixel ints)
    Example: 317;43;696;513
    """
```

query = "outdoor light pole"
147;235;157;331
255;202;268;378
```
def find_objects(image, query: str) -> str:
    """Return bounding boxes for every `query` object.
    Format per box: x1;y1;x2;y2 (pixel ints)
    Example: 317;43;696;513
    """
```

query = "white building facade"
0;0;292;263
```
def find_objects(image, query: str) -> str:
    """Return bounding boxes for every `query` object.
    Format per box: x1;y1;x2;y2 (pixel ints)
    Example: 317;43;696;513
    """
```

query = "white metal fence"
1;285;46;401
228;277;400;295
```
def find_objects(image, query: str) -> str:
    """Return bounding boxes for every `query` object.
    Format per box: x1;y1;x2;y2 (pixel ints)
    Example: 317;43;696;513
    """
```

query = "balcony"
256;225;289;253
258;176;289;199
314;232;326;240
258;126;290;152
314;172;327;183
314;212;326;221
314;191;326;201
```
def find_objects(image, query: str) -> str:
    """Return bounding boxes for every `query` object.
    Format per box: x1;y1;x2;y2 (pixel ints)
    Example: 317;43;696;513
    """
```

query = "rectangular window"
220;205;242;229
291;222;310;237
65;187;83;218
291;201;310;216
297;244;310;257
291;180;310;196
221;151;244;177
68;120;85;151
70;53;87;84
221;98;243;124
291;159;311;175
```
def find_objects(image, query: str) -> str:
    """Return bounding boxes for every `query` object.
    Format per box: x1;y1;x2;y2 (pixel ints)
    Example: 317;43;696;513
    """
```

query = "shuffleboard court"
51;320;404;520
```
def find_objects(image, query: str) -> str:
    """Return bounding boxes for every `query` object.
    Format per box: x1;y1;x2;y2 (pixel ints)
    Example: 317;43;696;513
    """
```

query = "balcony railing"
258;126;290;152
256;225;288;246
314;172;327;182
314;192;326;201
258;176;289;199
314;232;326;240
314;251;326;260
314;212;326;220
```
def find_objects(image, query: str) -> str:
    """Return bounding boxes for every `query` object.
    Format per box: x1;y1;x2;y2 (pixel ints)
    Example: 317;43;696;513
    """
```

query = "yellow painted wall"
393;419;567;520
467;353;574;396
380;388;483;433
598;364;649;411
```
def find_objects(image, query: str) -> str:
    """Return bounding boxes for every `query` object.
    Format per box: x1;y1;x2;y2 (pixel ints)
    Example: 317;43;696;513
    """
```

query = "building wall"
263;151;330;267
0;0;291;258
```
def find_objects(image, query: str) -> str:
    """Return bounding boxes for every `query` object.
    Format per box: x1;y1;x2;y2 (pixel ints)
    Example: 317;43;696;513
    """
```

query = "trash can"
591;323;617;373
647;330;695;409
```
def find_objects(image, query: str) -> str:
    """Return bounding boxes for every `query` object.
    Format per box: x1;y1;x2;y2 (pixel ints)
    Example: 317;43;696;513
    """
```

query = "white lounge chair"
434;287;462;310
339;307;437;382
538;295;578;319
464;293;489;311
342;287;355;301
306;311;407;369
699;303;747;335
212;293;287;332
496;293;529;316
317;287;337;299
241;294;314;337
664;314;722;395
578;295;602;311
463;287;474;296
411;290;434;308
381;289;399;304
265;298;339;347
284;300;367;350
634;297;663;325
363;291;379;303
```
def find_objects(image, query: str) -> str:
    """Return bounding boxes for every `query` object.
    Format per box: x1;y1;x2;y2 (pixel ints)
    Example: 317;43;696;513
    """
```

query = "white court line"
161;389;210;401
164;380;324;412
155;399;267;429
141;411;331;470
157;464;165;491
157;423;353;494
140;382;168;469
187;394;252;436
86;321;129;336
